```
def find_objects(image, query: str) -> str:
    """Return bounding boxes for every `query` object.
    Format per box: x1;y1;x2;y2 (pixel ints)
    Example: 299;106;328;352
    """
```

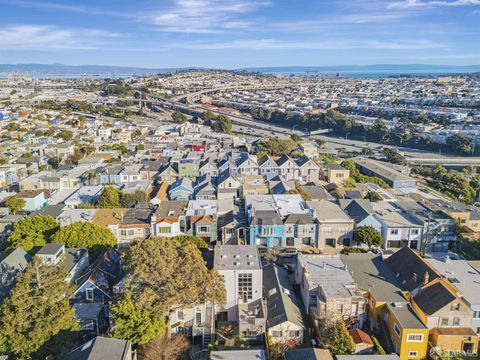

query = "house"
283;213;317;248
241;175;269;197
264;263;306;345
199;159;218;177
66;336;135;360
169;177;194;201
116;206;153;247
157;164;178;184
168;301;216;350
422;199;480;233
339;199;374;224
322;163;350;185
150;200;188;238
249;210;284;247
410;278;477;356
187;215;217;243
384;247;439;296
425;254;480;337
276;155;299;181
299;142;319;159
178;159;200;179
353;158;417;191
336;356;400;360
258;156;280;179
236;155;259;176
15;189;49;211
296;156;320;184
35;243;89;284
74;303;108;340
349;328;374;354
307;200;354;249
0;248;32;302
64;186;104;208
359;202;423;251
214;245;265;341
341;253;429;360
299;185;334;201
217;169;241;200
71;248;122;305
294;255;365;329
394;201;456;253
194;174;217;200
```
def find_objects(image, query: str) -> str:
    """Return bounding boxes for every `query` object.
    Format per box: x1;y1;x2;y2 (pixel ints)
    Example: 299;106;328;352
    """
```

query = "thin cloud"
148;0;271;33
168;38;447;50
389;0;480;9
0;25;121;50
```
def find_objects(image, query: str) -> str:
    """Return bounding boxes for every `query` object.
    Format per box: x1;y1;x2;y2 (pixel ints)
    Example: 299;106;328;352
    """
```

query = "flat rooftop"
214;245;261;271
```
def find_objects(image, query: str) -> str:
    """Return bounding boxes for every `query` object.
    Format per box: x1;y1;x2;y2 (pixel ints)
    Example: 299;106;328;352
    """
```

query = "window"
474;311;480;319
477;327;480;334
238;273;253;302
411;229;419;235
407;334;424;342
441;318;449;326
393;324;401;337
198;226;210;233
86;288;94;301
336;304;344;313
158;226;171;234
451;303;460;311
321;227;333;234
390;229;399;235
195;310;202;326
242;330;257;338
289;330;301;337
177;310;184;321
408;351;418;357
262;227;274;236
453;317;460;326
271;330;282;337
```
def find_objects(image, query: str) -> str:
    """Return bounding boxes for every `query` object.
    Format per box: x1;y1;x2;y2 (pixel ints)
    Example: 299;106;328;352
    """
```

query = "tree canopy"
5;196;25;215
125;237;225;313
0;258;78;359
120;190;149;208
257;138;297;158
8;216;60;252
171;111;188;124
140;334;190;360
110;290;166;346
354;226;384;248
319;320;355;355
172;235;208;249
97;186;122;208
52;221;116;257
211;114;232;134
447;132;475;155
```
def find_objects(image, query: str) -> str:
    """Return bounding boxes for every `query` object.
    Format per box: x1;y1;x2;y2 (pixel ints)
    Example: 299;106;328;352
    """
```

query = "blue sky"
1;0;480;68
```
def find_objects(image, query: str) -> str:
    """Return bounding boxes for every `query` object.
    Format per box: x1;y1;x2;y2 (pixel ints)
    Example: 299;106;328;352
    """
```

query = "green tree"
447;132;475;155
0;258;78;359
7;216;60;252
5;196;25;214
97;186;122;208
56;129;74;141
290;133;302;143
52;222;116;257
171;111;188;124
212;114;232;134
120;190;149;208
354;226;384;248
172;235;208;249
257;138;296;157
366;191;383;202
110;290;166;346
320;320;354;355
125;237;225;313
382;148;407;165
201;111;217;125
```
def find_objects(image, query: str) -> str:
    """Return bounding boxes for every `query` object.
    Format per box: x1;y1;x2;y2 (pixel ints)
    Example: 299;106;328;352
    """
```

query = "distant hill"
1;63;480;78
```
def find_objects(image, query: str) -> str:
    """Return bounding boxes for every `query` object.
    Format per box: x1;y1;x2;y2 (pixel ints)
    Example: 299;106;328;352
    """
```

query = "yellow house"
386;302;429;360
241;175;269;197
410;278;477;357
341;253;429;360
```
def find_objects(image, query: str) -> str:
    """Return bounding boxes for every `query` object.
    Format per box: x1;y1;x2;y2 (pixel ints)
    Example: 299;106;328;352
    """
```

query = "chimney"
423;271;430;285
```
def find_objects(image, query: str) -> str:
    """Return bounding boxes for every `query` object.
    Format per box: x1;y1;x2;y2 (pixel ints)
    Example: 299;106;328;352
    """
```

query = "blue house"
249;210;284;247
99;165;123;185
169;177;194;200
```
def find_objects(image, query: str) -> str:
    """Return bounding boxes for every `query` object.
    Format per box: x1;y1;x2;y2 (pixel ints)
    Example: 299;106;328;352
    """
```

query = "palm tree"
86;170;98;185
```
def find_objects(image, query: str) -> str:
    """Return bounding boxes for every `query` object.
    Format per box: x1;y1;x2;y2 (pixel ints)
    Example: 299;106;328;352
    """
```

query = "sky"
1;0;480;68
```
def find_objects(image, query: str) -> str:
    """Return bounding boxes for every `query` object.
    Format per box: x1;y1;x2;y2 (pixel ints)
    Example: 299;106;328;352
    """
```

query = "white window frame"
86;288;94;301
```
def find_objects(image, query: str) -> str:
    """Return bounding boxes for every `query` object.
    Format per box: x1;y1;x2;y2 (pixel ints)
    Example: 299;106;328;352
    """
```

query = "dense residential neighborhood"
1;70;480;360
